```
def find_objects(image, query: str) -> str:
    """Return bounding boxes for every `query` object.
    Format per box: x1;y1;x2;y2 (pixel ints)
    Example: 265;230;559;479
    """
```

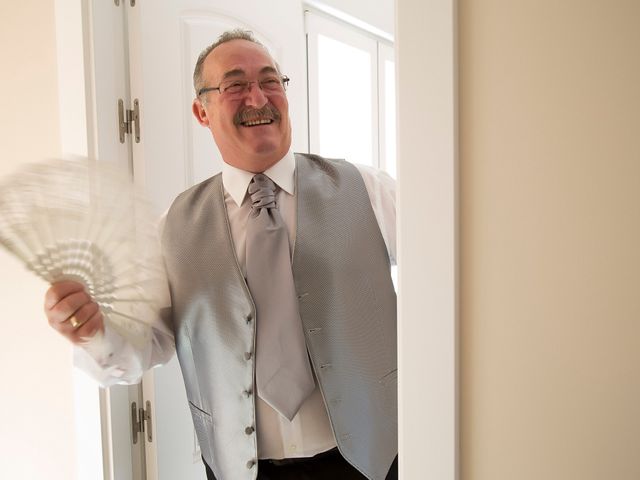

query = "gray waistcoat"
162;154;397;480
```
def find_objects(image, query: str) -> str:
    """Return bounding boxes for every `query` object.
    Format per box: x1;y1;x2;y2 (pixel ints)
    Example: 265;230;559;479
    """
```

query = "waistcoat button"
246;459;256;469
244;351;252;361
243;388;253;398
245;426;255;435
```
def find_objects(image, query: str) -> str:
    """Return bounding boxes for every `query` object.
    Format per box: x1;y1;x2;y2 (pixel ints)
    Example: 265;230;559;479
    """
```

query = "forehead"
203;39;277;80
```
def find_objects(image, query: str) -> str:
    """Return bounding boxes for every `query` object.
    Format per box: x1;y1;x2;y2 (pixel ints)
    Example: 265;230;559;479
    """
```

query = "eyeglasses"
198;75;290;98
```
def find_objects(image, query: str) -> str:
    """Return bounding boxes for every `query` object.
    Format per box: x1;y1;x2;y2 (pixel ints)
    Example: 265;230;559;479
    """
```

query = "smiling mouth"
235;104;281;127
241;118;274;127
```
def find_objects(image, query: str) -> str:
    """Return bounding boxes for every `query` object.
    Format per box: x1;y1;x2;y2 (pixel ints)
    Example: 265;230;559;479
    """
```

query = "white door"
122;1;309;478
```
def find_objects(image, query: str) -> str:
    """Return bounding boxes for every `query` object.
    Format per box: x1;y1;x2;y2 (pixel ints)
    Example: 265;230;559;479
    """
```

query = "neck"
222;149;288;174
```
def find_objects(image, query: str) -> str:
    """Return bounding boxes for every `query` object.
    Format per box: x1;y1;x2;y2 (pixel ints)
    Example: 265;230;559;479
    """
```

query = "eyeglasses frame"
198;74;290;98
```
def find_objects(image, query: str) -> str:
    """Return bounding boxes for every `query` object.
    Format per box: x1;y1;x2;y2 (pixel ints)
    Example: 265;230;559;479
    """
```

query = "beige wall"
0;1;76;479
460;1;640;479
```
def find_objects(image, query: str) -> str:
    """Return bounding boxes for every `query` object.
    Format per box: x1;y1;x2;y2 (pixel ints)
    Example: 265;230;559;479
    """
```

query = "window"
306;11;396;178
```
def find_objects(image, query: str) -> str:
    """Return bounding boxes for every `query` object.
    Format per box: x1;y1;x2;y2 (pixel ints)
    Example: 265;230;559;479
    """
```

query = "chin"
246;140;283;156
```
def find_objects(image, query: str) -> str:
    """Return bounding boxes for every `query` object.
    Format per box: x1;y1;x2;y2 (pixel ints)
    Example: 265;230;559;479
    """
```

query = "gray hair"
193;29;266;97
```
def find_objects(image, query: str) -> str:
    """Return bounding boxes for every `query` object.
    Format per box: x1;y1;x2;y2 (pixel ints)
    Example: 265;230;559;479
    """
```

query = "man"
45;30;397;480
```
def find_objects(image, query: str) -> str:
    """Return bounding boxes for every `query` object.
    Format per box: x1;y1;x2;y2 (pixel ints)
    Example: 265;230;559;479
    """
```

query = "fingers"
44;281;104;345
46;290;91;325
68;308;104;344
44;280;86;311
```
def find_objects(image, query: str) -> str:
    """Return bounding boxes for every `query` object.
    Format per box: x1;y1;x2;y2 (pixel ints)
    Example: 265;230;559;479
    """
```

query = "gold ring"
69;316;81;329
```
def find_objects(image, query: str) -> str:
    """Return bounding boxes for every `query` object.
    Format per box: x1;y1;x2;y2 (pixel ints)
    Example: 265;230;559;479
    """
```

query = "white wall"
0;1;76;479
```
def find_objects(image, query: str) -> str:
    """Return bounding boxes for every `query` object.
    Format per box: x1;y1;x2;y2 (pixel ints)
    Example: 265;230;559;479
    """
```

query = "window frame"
305;9;395;174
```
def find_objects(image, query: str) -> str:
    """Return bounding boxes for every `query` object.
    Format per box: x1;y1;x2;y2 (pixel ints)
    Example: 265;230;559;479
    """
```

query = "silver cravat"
246;174;315;421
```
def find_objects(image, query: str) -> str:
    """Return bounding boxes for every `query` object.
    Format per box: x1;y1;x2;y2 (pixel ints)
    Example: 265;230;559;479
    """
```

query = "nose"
244;81;269;108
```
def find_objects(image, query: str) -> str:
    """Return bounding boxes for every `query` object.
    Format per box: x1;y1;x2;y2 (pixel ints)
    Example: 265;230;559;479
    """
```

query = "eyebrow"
221;66;279;80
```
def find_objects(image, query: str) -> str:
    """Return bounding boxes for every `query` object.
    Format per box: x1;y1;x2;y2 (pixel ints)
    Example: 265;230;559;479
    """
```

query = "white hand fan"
0;158;166;348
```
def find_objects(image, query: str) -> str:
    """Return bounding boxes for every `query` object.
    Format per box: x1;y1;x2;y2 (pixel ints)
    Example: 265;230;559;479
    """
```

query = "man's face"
192;40;292;173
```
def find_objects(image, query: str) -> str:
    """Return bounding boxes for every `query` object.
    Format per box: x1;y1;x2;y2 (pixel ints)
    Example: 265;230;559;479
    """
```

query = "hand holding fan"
0;158;166;348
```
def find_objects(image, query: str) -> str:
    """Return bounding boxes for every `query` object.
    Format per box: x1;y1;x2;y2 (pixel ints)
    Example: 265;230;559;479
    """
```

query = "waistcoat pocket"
188;400;214;458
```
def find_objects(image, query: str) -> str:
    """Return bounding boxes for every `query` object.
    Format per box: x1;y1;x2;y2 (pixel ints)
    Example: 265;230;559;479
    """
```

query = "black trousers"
204;448;398;480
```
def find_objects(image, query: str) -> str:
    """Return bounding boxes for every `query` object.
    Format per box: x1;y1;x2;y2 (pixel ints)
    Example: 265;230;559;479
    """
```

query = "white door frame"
54;1;459;479
396;1;459;479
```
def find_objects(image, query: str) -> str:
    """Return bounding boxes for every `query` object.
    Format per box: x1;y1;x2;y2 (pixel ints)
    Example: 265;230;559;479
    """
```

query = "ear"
192;98;210;127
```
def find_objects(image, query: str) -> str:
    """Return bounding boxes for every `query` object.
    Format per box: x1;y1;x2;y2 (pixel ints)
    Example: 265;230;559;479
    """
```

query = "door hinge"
131;400;153;445
118;98;141;144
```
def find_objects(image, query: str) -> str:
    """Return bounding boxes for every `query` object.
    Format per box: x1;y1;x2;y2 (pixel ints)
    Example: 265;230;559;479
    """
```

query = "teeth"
243;119;273;126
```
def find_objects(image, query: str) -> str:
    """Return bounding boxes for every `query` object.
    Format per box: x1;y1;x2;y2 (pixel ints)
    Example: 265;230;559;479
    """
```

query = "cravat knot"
248;174;277;211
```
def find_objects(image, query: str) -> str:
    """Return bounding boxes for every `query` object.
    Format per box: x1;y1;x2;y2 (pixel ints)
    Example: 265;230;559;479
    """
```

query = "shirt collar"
222;150;296;207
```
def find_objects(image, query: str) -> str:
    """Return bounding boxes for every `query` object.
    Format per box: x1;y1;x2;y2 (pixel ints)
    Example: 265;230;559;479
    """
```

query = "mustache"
234;104;281;125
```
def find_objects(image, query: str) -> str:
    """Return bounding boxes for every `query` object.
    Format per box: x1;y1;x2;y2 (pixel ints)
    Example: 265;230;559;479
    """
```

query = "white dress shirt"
75;150;396;459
